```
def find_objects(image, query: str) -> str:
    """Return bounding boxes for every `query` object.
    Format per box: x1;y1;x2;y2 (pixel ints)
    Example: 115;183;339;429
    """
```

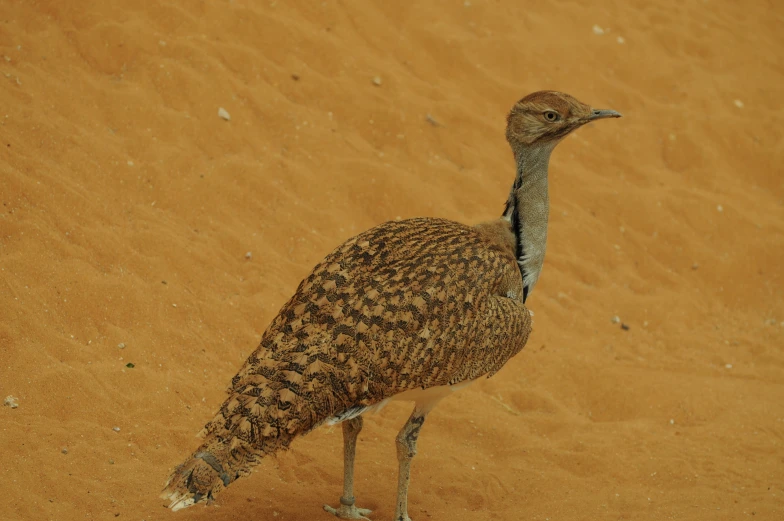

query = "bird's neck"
502;144;554;302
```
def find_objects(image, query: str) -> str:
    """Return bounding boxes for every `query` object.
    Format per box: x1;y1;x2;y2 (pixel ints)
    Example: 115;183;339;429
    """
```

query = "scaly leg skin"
393;409;427;521
324;416;372;520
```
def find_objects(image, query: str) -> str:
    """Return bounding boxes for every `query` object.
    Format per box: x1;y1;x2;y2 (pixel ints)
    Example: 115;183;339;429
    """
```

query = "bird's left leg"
324;416;372;520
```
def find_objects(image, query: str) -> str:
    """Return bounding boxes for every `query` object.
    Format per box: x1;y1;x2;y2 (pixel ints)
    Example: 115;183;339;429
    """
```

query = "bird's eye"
544;111;559;122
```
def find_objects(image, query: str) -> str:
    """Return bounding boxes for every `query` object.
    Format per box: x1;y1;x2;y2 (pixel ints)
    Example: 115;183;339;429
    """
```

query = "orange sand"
2;1;783;520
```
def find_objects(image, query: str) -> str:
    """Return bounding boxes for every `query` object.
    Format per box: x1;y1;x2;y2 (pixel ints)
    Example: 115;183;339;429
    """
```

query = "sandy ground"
2;1;783;520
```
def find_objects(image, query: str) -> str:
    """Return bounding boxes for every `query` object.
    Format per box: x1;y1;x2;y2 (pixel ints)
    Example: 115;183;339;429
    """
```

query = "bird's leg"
323;416;372;520
393;409;427;521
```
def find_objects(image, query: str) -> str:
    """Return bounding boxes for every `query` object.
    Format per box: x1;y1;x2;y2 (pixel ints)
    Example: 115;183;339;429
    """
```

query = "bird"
160;91;621;520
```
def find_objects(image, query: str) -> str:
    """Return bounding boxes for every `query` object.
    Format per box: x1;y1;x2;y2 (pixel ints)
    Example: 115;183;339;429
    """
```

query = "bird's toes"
323;503;372;520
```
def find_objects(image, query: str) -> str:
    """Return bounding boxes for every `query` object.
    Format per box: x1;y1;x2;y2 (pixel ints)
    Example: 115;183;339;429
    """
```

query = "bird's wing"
201;217;531;447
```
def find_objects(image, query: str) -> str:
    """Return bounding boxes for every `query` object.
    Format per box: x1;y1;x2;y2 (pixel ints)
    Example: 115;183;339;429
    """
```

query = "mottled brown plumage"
161;91;620;520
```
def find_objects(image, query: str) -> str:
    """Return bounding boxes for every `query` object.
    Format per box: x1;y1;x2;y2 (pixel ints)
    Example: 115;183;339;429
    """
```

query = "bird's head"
505;91;621;150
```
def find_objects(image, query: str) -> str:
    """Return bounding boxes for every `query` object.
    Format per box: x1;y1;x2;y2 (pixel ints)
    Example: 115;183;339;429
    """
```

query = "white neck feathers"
503;144;554;302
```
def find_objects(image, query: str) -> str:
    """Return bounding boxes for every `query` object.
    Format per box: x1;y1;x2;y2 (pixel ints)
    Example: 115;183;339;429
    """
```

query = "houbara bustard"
161;91;621;520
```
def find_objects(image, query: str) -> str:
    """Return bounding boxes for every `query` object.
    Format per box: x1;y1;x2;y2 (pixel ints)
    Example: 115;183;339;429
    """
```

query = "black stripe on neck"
508;191;529;302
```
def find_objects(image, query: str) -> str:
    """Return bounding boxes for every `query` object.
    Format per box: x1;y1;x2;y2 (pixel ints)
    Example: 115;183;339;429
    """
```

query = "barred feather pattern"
162;217;532;508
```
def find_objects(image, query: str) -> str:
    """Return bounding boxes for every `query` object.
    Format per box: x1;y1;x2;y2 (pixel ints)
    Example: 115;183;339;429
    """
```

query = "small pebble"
117;343;126;349
725;364;733;369
611;316;620;324
113;426;121;432
592;24;605;35
691;263;699;270
734;99;744;109
61;447;68;454
425;114;441;126
291;73;300;81
717;204;723;212
245;251;252;260
616;36;625;44
218;107;231;121
109;459;115;464
669;419;675;425
372;76;382;86
621;323;630;331
3;395;19;408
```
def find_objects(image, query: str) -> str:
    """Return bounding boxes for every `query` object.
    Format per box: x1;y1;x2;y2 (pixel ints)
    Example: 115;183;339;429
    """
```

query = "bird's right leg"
324;416;372;520
393;408;428;521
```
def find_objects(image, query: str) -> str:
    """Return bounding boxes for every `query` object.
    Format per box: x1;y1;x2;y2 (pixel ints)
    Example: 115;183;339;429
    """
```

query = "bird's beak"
586;109;622;121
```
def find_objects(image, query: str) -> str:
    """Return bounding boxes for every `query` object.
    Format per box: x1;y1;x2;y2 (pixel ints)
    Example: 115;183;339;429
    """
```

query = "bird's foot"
323;496;372;520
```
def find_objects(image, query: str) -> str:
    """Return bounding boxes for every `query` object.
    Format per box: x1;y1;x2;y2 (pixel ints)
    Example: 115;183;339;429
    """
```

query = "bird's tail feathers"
160;436;261;510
